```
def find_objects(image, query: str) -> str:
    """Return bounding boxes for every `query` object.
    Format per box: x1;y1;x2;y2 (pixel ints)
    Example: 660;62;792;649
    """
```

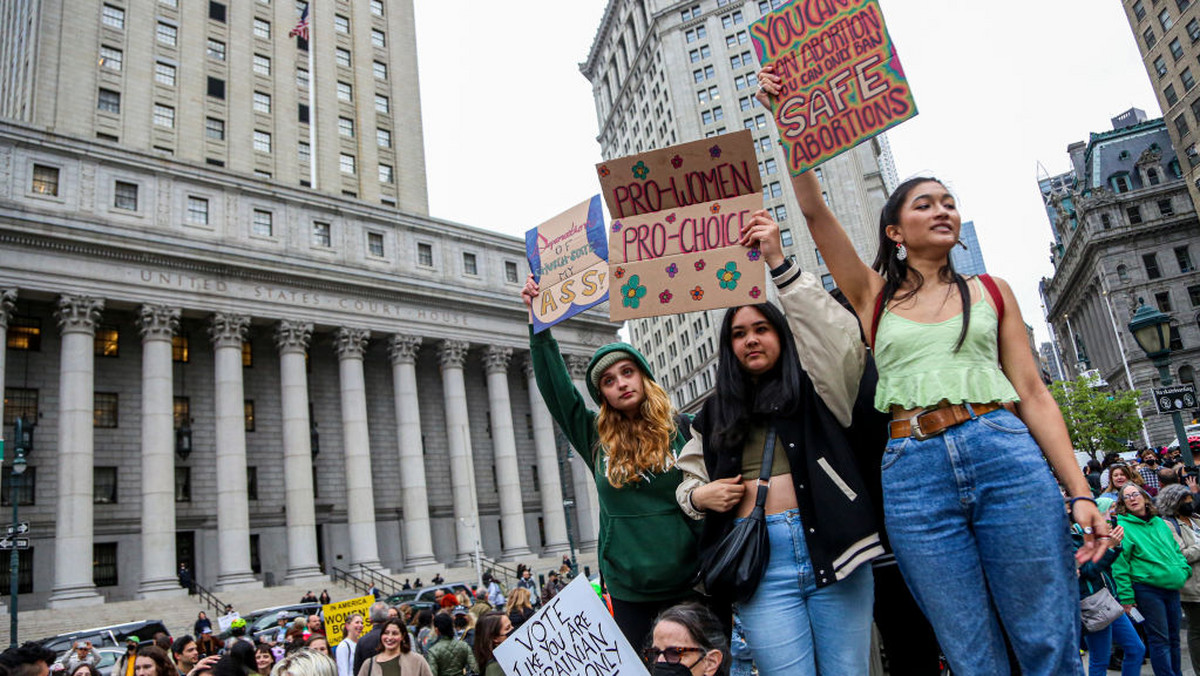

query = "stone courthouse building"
0;0;613;608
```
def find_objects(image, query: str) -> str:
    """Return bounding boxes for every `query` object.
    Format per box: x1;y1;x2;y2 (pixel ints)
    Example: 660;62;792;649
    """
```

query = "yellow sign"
323;594;374;646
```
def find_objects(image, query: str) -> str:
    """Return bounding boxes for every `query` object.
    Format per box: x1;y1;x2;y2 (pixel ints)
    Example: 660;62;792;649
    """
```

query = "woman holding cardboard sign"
755;63;1105;676
523;279;700;651
675;210;881;675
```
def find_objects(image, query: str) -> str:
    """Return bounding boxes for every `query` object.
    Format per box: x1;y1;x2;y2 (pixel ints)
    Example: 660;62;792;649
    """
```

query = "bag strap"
978;274;1004;327
752;427;777;509
869;288;885;348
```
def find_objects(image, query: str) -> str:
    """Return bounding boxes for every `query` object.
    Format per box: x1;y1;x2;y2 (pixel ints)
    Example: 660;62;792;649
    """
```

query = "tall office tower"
581;0;897;410
1123;0;1200;212
0;0;428;211
950;220;988;277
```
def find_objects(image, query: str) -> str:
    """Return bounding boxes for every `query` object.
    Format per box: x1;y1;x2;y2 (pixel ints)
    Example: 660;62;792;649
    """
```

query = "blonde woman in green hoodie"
1112;484;1191;675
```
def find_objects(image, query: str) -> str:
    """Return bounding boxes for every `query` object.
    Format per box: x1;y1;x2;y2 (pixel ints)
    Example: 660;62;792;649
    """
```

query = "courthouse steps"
9;551;598;644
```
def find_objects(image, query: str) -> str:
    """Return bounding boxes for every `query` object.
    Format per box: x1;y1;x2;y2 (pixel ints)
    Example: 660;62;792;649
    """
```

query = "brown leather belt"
888;402;1004;440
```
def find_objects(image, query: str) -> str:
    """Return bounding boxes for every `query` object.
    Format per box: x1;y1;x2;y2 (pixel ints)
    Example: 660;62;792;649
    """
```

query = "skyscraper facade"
581;0;897;409
950;220;987;277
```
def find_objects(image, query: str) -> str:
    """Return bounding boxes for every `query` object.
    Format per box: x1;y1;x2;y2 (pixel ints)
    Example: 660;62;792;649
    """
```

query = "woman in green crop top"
757;66;1105;676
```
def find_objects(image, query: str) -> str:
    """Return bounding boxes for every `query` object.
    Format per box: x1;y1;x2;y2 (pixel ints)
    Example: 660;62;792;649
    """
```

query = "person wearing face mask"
643;604;728;676
471;613;512;676
1138;450;1163;497
1112;484;1190;676
1156;484;1200;671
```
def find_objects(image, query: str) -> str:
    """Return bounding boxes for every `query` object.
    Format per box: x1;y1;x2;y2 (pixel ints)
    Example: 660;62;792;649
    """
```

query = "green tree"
1049;376;1143;460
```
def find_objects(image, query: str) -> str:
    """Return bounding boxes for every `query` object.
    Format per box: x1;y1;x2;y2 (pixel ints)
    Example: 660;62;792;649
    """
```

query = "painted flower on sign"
717;262;741;290
671;154;684;168
632;161;650;179
613;266;626;279
666;262;679;279
621;275;647;309
659;290;673;304
709;145;722;159
710;203;721;214
690;286;704;301
611;220;622;233
694;259;706;272
598;165;610;177
749;286;762;299
665;213;677;223
747;248;761;262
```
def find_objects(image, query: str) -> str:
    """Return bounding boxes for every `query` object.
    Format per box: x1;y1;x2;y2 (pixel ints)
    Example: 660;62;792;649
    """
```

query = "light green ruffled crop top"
873;278;1020;412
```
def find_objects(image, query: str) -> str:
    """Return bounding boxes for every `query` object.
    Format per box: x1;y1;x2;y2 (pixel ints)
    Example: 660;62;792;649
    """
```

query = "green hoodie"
529;327;699;603
1111;513;1191;604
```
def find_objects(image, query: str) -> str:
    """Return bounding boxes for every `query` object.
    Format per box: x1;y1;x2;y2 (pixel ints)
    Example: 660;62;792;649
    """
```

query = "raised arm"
756;64;882;318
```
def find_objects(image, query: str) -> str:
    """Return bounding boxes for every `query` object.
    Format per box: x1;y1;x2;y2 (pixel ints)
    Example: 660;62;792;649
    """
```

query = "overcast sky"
413;1;1160;343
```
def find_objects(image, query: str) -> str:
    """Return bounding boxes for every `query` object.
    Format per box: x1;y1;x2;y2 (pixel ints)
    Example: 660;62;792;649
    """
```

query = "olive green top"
740;424;791;477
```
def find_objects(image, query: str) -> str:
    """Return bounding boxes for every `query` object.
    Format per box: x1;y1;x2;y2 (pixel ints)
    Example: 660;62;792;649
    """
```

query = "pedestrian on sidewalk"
334;615;363;676
351;603;390;675
424;614;474;676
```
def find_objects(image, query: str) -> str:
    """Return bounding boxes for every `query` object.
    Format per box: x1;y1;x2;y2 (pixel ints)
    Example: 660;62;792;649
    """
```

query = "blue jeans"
1083;612;1144;676
880;408;1081;676
1134;583;1183;676
729;613;754;676
733;509;874;676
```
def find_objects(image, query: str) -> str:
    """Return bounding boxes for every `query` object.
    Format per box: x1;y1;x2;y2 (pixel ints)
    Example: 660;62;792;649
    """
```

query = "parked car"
384;582;473;608
39;619;170;656
221;603;321;640
1168;423;1200;450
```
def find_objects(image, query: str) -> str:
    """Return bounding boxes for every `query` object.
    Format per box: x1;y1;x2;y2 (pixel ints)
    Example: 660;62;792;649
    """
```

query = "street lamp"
8;417;28;648
1128;299;1193;466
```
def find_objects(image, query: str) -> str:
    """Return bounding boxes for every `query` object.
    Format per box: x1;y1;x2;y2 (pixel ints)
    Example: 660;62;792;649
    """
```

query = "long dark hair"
870;176;971;351
708;303;802;452
473;612;507;670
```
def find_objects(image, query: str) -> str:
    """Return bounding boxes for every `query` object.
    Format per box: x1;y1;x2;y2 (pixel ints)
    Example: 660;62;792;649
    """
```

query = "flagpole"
306;6;317;190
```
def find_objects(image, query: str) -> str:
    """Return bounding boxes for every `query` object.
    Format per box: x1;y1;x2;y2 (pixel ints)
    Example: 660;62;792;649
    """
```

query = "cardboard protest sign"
608;194;766;320
322;594;374;646
750;0;916;175
526;196;609;333
595;130;763;220
217;612;241;633
493;576;648;676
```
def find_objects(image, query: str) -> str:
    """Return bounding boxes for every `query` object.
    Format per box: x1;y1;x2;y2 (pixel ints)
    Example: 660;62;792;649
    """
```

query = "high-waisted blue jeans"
733;509;874;676
881;407;1081;676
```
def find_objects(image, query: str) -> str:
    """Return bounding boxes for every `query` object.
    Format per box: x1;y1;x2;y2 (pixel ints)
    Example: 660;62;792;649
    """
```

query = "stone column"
484;346;532;558
137;305;186;598
276;321;327;584
438;340;479;563
334;328;383;571
0;289;15;431
388;335;436;566
209;313;260;590
47;295;106;608
524;356;570;554
567;355;600;552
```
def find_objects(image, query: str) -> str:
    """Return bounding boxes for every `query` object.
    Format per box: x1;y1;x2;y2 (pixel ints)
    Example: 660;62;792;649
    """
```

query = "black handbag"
696;426;776;604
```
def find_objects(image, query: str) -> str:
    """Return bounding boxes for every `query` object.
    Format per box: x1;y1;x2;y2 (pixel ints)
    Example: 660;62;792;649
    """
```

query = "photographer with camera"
57;642;99;674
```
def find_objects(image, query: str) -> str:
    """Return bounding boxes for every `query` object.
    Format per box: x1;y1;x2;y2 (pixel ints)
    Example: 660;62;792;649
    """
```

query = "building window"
31;165;59;196
334;14;349;32
375;94;390;114
312;222;331;247
253;91;271;113
1172;37;1186;61
173;396;189;430
371;0;384;15
153;104;175;128
338;117;354;137
94;467;118;504
1127;205;1143;224
243;400;255;431
505;261;519;283
1190;17;1200;42
1117;264;1130;282
101;3;125;29
1157;290;1175;312
207;76;225;99
93;392;118;428
208;0;226;21
780;228;794;247
1185;68;1197;91
1159;198;1175;216
367;232;385;257
1149;168;1161;185
206;39;226;61
373;61;388;80
764;181;782;198
97;88;120;113
253;54;271;76
1145;252;1163;279
175;467;191;502
681;4;700;20
297;103;310;124
463;252;478;275
336;48;351;67
185;196;209;225
685;26;707;42
93;543;118;587
249;533;261;573
1156;55;1168;78
155;61;176;86
253;18;270;39
774;204;787;221
1170;325;1185;351
247;467;258;500
299;141;311;163
337;81;352;102
205;117;225;140
252;210;273;237
1162;8;1175;31
0;549;34;593
94;325;119;357
371;29;386;48
821;273;835;291
339;154;356;174
172;335;189;362
377;128;391;148
1188;284;1200;306
1177;245;1195;272
157;22;177;46
3;388;38;425
418;242;433;266
253;131;272;153
378;164;393;184
114;181;138;210
297;67;309;89
99;45;122;71
1134;0;1147;20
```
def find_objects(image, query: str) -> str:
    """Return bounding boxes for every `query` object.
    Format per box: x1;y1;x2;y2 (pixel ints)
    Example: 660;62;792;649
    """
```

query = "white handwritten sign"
493;576;648;676
216;612;241;633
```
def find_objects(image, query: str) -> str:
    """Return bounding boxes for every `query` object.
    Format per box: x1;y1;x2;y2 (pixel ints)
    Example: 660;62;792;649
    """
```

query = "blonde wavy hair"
596;376;678;488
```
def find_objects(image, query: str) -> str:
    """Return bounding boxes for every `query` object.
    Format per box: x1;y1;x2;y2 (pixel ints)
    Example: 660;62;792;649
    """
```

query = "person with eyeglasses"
644;604;728;676
471;613;512;676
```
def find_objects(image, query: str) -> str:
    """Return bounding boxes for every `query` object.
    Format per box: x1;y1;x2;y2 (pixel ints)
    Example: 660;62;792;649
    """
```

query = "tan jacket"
355;653;432;676
1168;515;1200;602
675;266;866;519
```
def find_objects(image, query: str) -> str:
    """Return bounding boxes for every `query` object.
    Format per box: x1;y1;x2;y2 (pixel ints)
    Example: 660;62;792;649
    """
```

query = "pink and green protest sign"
750;0;916;176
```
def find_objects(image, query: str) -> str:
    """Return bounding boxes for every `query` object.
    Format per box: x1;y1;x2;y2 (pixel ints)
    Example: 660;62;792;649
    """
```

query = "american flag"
288;4;309;40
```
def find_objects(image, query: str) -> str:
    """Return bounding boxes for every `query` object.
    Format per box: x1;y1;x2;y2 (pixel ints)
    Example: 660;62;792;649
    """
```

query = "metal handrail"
192;581;228;616
470;554;519;588
330;567;371;597
358;564;405;596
